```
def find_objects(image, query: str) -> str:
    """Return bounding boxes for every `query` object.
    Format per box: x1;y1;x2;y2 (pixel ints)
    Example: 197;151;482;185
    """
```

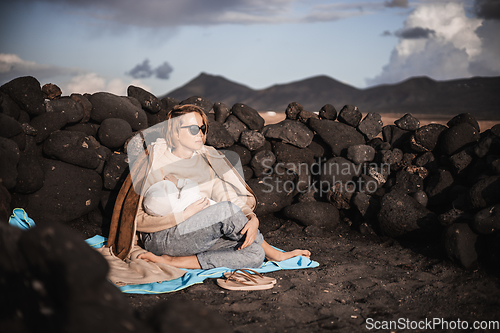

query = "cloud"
154;62;173;80
126;59;154;79
125;59;174;80
14;0;393;27
382;30;392;36
474;0;500;20
469;20;500;76
385;0;408;8
0;53;84;84
395;27;436;39
65;72;151;95
366;1;499;86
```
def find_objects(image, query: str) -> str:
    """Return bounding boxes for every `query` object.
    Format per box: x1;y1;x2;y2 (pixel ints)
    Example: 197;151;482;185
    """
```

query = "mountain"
163;73;500;119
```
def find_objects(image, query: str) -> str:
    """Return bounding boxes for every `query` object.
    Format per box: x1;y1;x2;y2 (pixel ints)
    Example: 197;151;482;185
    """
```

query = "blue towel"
9;208;35;230
10;209;320;294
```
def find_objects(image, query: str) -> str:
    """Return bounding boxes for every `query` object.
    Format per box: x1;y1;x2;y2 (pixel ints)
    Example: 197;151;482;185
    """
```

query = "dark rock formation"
309;118;365;156
231;103;264;131
98;118;133;150
262;120;313;149
283;201;340;230
89;92;148;130
378;190;439;239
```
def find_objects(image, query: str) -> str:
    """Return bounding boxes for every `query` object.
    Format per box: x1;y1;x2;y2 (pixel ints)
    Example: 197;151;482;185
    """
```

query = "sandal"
217;269;275;291
223;269;277;285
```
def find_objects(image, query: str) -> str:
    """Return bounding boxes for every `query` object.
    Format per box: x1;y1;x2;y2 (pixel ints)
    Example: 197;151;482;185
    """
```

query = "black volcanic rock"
410;124;447;152
14;136;44;194
103;152;129;190
448;146;475;176
352;191;380;219
0;137;20;189
25;159;102;224
285;102;303;120
338;105;362;127
43;130;101;169
0;76;45;117
414;151;438;173
395;113;420;130
425;168;454;206
0;113;22;138
0;91;22;120
319;157;361;187
240;130;265;151
205;120;234;149
474;135;500;158
297;110;318;124
468;175;500;209
224;144;252;166
213;102;231;123
378;148;403;169
65;123;100;137
440;122;480;155
30;111;68;143
98;118;133;150
262;120;313;149
309;118;365;156
231;103;264;131
88;92;148;131
247;176;294;216
70;93;92;123
42;83;62;99
378;190;439;239
346;144;375;164
180;95;213;114
382;125;412;150
127;85;162;114
272;141;315;164
223;114;248;142
389;169;425;195
444;223;478;269
357;112;383;140
318;104;337;120
250;150;276;177
447;113;480;133
45;97;84;123
283;201;340;229
472;203;500;235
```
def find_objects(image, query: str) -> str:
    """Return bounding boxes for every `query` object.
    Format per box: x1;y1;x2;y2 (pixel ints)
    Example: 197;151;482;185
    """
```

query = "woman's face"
175;112;205;152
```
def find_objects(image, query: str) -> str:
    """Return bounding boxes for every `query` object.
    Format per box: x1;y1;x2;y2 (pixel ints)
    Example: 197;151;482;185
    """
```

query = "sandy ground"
125;216;500;333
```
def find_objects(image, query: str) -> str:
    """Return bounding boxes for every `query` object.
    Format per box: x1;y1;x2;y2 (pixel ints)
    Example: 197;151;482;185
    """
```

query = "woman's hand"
238;214;259;250
183;197;210;220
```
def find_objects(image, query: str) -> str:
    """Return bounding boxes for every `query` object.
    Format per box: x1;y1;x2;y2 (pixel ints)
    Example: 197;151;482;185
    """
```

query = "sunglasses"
180;124;207;135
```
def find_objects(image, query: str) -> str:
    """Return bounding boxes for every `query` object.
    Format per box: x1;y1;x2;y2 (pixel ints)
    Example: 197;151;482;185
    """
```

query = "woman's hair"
163;104;209;148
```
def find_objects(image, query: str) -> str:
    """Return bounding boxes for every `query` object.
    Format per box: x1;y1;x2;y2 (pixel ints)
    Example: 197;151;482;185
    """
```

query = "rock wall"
1;76;500;271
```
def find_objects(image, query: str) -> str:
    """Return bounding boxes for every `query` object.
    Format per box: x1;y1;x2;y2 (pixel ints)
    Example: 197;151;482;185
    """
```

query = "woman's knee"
214;201;246;221
242;243;265;268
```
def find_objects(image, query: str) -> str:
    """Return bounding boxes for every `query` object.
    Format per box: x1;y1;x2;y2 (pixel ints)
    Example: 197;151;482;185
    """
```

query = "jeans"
141;201;265;269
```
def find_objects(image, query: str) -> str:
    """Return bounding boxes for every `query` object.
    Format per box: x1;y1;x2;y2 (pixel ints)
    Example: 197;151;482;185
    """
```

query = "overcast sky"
1;0;499;96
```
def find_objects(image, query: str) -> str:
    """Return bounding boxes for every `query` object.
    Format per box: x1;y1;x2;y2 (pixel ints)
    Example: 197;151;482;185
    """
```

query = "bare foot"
266;249;312;262
138;251;170;264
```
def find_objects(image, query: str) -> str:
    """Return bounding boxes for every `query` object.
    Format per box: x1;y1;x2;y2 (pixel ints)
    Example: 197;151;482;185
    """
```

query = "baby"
143;174;216;217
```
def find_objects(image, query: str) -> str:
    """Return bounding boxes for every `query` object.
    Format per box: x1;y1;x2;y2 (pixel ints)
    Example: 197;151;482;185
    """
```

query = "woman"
133;104;310;269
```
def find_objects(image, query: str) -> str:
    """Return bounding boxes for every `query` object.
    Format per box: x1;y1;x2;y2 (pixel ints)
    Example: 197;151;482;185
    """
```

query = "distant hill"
163;73;500;119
